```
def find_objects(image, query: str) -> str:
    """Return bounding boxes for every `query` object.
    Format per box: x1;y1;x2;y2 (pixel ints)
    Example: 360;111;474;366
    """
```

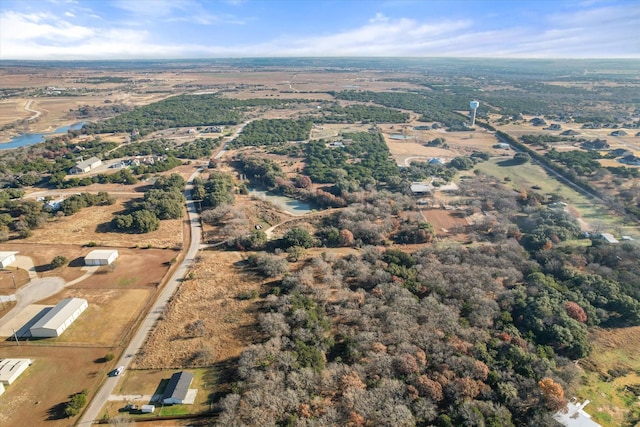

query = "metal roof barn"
0;251;18;268
162;371;194;405
29;298;88;338
84;249;119;266
0;358;32;385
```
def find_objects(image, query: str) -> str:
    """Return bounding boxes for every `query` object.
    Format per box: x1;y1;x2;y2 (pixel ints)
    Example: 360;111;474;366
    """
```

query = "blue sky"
0;0;638;59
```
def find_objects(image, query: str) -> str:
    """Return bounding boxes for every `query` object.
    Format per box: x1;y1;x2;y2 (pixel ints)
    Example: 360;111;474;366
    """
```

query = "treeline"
333;90;470;130
192;171;236;209
310;104;409;124
230;119;312;147
545;150;602;176
112;173;185;233
520;134;576;146
107;137;222;160
81;94;308;136
48;159;185;189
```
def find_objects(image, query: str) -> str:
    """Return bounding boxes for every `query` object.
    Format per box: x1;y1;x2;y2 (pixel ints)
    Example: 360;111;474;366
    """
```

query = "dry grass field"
132;250;265;370
421;208;470;237
21;200;183;249
0;345;113;427
384;127;501;165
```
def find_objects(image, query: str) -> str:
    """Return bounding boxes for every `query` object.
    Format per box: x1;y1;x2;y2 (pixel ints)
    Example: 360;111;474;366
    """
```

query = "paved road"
214;119;254;159
78;166;204;425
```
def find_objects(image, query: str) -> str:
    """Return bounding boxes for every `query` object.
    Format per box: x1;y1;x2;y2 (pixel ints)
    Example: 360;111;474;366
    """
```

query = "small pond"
249;189;314;216
389;134;414;140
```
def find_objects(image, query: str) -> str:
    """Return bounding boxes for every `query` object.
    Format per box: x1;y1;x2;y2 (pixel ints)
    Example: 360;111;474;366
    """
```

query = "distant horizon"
1;56;639;63
1;0;638;60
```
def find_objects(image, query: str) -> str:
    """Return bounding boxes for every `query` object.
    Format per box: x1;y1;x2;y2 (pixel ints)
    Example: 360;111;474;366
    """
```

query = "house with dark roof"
162;371;194;405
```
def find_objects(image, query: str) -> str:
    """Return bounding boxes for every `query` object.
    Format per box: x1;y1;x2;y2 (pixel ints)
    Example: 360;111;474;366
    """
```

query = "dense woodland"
309;104;410;124
231;119;313;147
211;174;640;426
305;132;399;189
81;94;312;136
333;90;472;130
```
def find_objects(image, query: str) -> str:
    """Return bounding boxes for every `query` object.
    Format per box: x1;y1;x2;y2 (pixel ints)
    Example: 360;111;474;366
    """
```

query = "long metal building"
0;358;32;385
30;298;88;338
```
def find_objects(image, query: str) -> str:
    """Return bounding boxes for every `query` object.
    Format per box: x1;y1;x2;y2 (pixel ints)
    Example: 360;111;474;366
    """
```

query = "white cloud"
65;11;75;17
0;4;637;59
1;11;94;42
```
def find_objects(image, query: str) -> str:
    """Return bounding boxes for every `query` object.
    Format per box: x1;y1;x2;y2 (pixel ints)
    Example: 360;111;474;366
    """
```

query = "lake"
249;189;314;216
0;122;86;150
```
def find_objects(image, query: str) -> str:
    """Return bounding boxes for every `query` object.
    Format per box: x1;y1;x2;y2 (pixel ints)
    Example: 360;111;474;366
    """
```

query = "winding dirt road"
23;100;41;121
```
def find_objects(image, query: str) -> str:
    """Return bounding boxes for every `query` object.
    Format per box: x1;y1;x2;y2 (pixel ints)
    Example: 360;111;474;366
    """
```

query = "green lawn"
474;158;640;238
576;327;640;427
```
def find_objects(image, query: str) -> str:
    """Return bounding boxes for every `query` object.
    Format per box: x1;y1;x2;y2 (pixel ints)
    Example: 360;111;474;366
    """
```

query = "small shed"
410;183;432;196
0;359;32;385
599;233;619;244
0;251;18;268
84;249;119;266
30;298;88;338
141;405;155;413
162;371;194;405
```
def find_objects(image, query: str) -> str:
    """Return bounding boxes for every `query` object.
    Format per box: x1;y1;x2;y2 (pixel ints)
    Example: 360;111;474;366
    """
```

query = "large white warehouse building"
0;358;32;385
30;298;88;338
0;251;18;268
84;249;119;266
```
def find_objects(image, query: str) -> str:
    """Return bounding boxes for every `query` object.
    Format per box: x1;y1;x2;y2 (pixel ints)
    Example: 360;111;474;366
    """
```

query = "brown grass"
384;128;500;165
0;345;114;427
421;208;469;236
133;250;264;370
21;200;183;249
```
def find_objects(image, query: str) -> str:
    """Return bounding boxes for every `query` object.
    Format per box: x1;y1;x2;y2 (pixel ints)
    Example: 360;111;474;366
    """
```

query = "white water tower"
469;100;479;127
